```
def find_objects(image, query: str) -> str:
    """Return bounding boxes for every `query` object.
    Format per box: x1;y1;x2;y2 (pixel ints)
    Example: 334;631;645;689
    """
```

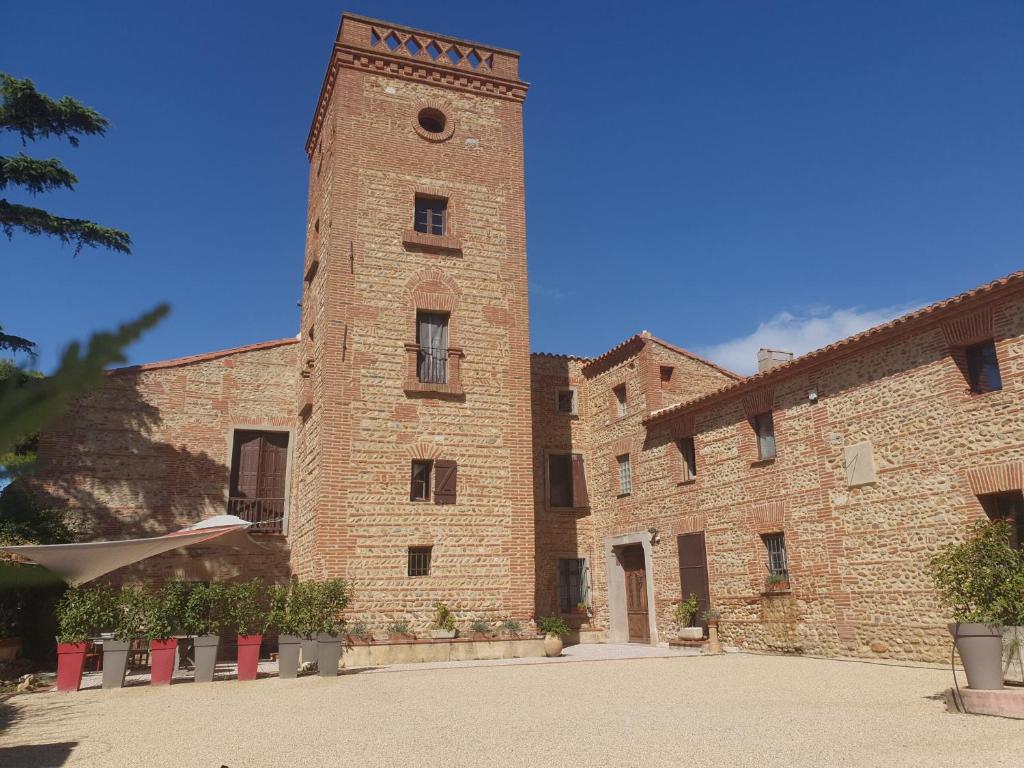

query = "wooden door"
620;545;650;643
677;533;711;631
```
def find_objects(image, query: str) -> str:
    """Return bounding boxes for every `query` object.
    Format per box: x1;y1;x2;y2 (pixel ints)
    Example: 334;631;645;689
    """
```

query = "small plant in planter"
387;619;415;643
468;620;493;640
572;601;590;616
764;573;790;593
225;579;268;682
537;616;571;657
429;601;457;639
926;520;1024;690
701;609;721;625
183;582;227;683
500;618;522;639
674;593;702;640
346;620;373;645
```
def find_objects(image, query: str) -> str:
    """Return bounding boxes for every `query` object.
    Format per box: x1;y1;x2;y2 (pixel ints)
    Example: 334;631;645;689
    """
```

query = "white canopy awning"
0;515;261;585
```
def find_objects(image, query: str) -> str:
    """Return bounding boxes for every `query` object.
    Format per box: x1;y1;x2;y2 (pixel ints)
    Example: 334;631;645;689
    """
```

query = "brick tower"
290;14;533;629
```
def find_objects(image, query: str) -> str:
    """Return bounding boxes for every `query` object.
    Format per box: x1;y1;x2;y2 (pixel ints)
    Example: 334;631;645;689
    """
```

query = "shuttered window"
753;411;776;460
417;312;449;384
414;195;446;235
433;459;457;505
679;436;697;481
228;430;289;533
410;460;432;501
617;454;632;496
965;341;1002;394
548;453;589;508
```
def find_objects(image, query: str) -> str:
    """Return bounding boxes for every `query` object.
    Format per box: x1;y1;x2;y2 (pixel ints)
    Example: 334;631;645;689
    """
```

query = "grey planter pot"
101;640;131;690
278;634;301;679
949;623;1004;690
193;634;220;683
316;633;342;677
429;629;457;639
300;637;318;667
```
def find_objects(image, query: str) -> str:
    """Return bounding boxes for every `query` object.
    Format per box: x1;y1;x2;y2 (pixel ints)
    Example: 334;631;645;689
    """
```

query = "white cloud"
698;303;919;376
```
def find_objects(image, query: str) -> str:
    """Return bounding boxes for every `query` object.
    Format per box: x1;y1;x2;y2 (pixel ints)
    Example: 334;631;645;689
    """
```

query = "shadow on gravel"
0;741;77;767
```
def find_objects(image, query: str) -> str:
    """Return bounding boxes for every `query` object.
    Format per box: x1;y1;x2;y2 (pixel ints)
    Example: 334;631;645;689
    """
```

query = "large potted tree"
429;601;457;639
225;579;268;682
141;581;188;686
183;583;227;684
311;579;351;678
54;586;102;692
926;520;1024;690
100;585;142;690
268;582;302;680
537;616;570;657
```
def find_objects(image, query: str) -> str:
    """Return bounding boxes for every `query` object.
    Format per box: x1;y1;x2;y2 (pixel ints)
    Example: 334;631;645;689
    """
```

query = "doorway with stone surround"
604;532;657;644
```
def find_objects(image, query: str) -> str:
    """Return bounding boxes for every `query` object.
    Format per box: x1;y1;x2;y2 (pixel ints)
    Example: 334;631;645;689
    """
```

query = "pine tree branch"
0;325;35;355
0;304;170;456
0;154;77;194
0;74;109;146
0;199;131;254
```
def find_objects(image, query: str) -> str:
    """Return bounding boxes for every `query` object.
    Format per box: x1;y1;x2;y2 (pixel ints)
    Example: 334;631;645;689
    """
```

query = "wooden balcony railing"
227;497;285;534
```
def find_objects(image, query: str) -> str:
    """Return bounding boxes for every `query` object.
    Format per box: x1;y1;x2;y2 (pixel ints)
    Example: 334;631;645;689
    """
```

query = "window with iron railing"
558;557;588;612
228;429;289;533
408;546;432;577
762;532;788;578
416;311;449;384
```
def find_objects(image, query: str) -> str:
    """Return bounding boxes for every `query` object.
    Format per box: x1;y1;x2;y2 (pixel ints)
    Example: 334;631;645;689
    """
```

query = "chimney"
757;348;794;373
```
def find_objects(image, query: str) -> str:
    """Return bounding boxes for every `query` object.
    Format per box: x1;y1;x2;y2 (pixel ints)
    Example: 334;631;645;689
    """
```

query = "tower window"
753;411;776;460
964;340;1002;394
613;384;627;418
416;312;449;384
415;195;447;236
417;107;447;135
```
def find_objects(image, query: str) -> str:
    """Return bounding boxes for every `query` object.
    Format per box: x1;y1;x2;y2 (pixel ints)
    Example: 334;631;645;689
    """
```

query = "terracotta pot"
56;642;88;692
950;623;1004;690
346;635;373;646
0;636;22;663
149;638;179;686
389;633;416;643
101;640;131;689
543;633;563;657
236;634;263;681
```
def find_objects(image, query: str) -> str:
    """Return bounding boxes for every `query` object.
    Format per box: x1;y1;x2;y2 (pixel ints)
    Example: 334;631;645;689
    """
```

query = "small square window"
679;436;697;481
660;366;674;388
408;546;432;577
617;454;632;496
753;411;776;460
965;341;1002;394
414;195;447;236
410;460;432;501
762;533;788;578
556;388;577;415
613;385;627;418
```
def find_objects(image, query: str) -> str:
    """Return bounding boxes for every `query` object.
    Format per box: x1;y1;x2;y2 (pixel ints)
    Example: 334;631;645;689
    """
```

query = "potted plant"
572;602;589;616
926;520;1024;690
674;593;702;640
141;581;188;686
764;573;790;593
225;579;268;682
183;583;227;683
468;620;493;640
54;586;101;692
310;579;351;678
100;584;140;690
268;582;302;679
702;609;722;654
346;620;373;645
387;619;415;643
499;618;522;639
429;601;457;639
537;616;570;657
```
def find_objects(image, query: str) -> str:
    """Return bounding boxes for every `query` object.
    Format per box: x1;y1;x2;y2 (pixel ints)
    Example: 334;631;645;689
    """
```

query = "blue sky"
2;1;1022;375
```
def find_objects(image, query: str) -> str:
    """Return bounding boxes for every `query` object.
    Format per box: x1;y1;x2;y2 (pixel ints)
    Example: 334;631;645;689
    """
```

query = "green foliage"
0;327;34;355
295;579;351;637
0;601;16;637
347;620;371;638
387;619;412;636
765;573;789;586
926;520;1024;626
224;579;268;637
500;618;522;635
674;594;699;627
701;609;721;622
0;74;109;145
468;620;492;635
0;200;131;253
183;583;227;637
0;485;71;546
0;362;42;480
537;616;571;637
0;153;76;194
431;600;456;632
0;304;169;457
55;585;119;643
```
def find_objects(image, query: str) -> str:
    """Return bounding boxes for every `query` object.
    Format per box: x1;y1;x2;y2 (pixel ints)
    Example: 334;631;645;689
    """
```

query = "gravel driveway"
1;651;1020;767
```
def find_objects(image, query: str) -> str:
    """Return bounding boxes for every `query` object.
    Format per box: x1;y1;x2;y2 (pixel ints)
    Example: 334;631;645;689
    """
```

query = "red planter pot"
236;634;263;681
149;638;179;686
56;642;88;692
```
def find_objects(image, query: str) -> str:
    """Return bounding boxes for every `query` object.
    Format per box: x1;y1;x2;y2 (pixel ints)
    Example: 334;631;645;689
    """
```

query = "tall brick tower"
290;14;533;628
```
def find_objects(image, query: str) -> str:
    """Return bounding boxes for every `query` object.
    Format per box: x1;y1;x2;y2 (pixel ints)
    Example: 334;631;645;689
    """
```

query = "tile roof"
108;337;300;375
644;268;1024;426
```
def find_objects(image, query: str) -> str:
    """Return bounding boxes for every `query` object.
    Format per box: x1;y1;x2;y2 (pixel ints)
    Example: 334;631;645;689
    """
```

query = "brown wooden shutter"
235;435;262;499
678;533;711;630
434;460;457;505
257;432;289;500
570;453;589;507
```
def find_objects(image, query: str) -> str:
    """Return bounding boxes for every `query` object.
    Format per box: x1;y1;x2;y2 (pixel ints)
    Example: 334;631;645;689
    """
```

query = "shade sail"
0;515;260;586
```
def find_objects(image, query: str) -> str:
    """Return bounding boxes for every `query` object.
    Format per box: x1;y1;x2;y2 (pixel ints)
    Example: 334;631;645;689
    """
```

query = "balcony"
228;497;285;534
403;343;465;396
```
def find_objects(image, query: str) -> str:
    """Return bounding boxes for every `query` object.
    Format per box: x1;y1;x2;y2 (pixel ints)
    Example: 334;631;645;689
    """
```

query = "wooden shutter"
677;533;711;630
571;453;589;507
434;460;457;505
257;432;289;500
235;435;262;499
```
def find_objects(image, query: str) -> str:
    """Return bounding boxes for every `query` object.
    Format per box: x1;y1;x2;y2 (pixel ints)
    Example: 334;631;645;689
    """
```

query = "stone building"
27;14;1024;660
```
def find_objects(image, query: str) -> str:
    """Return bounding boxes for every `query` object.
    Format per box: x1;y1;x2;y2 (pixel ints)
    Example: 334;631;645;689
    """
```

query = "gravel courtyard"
2;651;1021;767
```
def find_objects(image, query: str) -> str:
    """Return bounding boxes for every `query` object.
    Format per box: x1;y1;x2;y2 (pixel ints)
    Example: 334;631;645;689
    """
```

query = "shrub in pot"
926;520;1024;690
183;583;227;683
468;620;493;640
537;616;570;657
500;618;522;639
225;579;268;681
387;619;415;643
429;601;457;639
307;579;352;677
55;586;109;692
346;621;373;646
674;593;702;641
100;585;142;690
140;581;189;686
267;582;302;679
764;573;790;593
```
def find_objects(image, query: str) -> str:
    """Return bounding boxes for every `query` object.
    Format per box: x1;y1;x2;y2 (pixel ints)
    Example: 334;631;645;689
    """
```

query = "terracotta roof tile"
108;337;300;375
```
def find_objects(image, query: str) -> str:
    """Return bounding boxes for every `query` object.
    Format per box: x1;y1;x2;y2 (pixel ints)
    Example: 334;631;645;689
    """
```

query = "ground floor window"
408;546;432;577
558;557;587;612
762;532;788;578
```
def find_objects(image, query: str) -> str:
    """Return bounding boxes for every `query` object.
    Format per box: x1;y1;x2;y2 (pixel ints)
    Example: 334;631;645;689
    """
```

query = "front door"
677;533;711;632
620;545;650;643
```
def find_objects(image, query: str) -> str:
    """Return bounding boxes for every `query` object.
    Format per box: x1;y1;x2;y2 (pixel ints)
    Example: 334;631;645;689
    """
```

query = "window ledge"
750;457;776;467
760;589;792;597
677;478;697;487
616;492;632;499
402;229;463;254
404;380;465;397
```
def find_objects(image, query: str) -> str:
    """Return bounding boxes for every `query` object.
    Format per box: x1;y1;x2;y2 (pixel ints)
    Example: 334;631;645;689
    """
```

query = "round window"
417;107;447;135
